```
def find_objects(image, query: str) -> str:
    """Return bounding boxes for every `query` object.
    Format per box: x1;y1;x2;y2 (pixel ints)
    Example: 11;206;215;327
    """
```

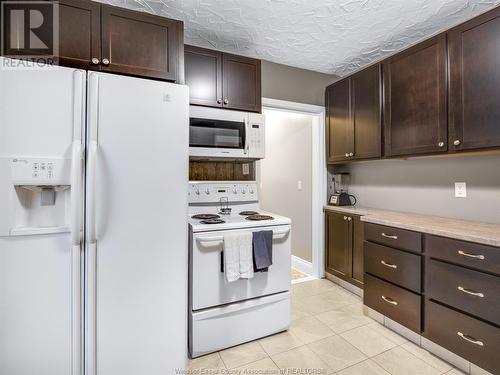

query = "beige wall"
259;109;313;262
261;60;337;106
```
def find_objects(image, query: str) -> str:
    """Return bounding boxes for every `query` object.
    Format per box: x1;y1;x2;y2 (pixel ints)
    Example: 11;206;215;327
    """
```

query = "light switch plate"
455;182;467;198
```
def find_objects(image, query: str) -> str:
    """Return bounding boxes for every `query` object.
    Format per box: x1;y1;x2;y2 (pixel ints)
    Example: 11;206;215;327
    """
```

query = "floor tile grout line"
398;341;455;373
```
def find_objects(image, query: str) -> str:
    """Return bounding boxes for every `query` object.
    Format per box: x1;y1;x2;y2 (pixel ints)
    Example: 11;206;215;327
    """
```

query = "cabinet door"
222;53;261;112
58;0;101;70
185;45;223;107
326;79;352;163
325;212;351;278
101;5;182;81
351;216;364;286
383;35;447;156
448;7;500;151
351;65;382;160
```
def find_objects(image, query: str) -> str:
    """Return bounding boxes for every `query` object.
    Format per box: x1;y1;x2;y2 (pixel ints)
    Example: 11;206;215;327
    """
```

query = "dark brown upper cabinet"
222;53;261;112
55;0;184;82
351;65;382;160
58;0;101;70
100;5;183;81
185;45;222;107
383;34;448;157
326;64;381;163
448;7;500;152
185;46;262;112
326;78;351;162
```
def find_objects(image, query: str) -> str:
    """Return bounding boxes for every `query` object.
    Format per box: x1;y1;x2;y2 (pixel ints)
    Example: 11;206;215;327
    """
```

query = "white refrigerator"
0;57;189;375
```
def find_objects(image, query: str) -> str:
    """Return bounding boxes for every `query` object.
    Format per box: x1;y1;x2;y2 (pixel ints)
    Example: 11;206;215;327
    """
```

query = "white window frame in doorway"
260;97;327;280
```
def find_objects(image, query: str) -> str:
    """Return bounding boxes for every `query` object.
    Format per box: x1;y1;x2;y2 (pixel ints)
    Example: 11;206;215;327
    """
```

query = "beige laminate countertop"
323;205;500;248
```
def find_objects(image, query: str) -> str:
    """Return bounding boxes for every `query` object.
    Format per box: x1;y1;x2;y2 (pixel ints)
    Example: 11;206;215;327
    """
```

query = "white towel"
223;232;254;282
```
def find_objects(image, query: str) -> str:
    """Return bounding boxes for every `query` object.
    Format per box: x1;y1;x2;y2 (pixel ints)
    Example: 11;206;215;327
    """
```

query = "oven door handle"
197;228;290;245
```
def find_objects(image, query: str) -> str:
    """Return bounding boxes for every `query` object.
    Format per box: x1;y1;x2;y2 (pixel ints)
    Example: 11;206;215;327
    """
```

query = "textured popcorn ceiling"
97;0;500;76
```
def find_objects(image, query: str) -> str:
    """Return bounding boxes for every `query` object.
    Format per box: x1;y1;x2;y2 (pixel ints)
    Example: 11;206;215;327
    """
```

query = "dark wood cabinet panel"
426;259;500;326
364;223;422;253
364;241;421;293
184;45;222;107
325;211;363;288
383;35;448;156
326;212;350;277
222;53;261;112
326;79;351;162
58;0;101;70
448;7;500;151
425;300;500;374
351;64;382;160
364;274;421;332
352;216;364;285
101;4;182;81
425;235;500;276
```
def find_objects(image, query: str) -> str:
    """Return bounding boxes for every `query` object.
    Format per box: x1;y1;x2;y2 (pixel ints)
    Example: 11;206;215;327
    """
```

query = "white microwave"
189;106;265;160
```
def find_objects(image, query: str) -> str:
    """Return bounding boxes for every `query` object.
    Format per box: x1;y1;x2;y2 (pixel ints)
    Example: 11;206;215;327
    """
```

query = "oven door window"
190;118;245;149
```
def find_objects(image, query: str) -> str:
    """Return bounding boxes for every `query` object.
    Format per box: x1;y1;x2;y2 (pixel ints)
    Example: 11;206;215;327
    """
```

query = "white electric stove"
188;181;291;358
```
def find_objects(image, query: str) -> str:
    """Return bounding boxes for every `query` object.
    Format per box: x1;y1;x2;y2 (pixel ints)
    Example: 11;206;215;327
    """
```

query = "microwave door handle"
244;117;249;155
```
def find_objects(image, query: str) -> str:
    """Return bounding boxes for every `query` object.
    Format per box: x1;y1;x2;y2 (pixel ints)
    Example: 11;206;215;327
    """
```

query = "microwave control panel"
248;113;265;159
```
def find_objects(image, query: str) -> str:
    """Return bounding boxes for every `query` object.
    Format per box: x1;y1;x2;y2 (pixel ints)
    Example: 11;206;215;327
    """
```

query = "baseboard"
325;272;364;298
291;255;313;276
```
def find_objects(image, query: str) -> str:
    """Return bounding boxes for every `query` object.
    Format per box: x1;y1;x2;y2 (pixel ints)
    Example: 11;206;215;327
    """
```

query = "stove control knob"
233;188;238;194
250;188;254;194
242;189;246;194
205;188;210;195
195;188;200;195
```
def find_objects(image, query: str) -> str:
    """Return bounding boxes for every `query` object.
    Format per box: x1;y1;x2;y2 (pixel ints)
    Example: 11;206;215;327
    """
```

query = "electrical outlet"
298;180;302;190
455;182;467;198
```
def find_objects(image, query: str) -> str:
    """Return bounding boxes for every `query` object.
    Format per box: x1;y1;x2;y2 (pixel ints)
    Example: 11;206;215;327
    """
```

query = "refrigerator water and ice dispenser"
1;156;72;236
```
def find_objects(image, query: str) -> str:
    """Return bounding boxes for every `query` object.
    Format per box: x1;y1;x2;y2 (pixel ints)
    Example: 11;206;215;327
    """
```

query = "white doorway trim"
261;97;326;279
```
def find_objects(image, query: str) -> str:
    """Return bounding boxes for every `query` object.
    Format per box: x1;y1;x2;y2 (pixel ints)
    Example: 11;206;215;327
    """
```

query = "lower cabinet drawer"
426;259;500;326
364;241;421;292
364;274;421;332
425;300;500;374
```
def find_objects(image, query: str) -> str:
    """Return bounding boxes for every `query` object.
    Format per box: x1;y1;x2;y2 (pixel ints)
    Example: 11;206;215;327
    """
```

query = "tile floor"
291;267;309;281
187;278;466;374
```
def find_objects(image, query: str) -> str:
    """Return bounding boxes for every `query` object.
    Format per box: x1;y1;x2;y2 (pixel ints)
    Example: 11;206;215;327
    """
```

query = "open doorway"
258;98;326;282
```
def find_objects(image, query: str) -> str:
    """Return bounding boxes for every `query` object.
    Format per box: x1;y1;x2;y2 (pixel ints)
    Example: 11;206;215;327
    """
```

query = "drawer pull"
380;260;397;269
381;295;398;306
458;250;485;260
381;233;398;240
457;332;484;347
457;286;484;298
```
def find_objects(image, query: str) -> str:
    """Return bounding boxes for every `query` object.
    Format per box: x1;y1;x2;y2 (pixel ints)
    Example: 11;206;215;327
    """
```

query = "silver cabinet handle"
454;140;461;146
381;260;397;269
457;286;484;298
223;98;229;104
217;98;222;104
381;233;398;240
349;152;354;157
344;216;348;220
91;57;100;65
438;141;445;147
457;332;484;347
347;217;352;221
102;58;110;66
345;153;349;157
458;250;485;260
381;295;398;306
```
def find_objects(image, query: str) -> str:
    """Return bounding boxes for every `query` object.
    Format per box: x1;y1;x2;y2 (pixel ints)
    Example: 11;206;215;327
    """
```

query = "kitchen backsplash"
189;160;256;181
327;153;500;224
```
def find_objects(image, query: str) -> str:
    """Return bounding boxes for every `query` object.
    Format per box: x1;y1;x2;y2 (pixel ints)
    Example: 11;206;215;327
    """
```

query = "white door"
0;59;85;375
85;72;189;375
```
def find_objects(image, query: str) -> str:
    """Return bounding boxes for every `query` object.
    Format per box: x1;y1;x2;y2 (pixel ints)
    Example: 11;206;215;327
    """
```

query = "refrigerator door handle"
70;140;83;246
87;140;98;244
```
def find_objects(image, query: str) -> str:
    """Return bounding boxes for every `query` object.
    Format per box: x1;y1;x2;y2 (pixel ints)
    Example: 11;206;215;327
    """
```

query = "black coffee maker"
330;173;357;206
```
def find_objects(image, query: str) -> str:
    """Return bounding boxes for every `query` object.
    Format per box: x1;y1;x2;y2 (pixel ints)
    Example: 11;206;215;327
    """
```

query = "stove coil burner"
239;211;259;216
245;214;274;221
192;214;220;220
200;218;226;224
